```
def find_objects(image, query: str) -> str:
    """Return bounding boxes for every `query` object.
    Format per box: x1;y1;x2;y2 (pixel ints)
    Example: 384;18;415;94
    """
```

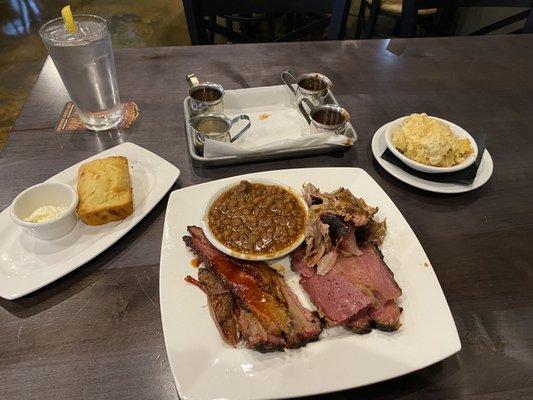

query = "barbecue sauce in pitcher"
190;87;222;102
313;109;346;125
299;77;328;92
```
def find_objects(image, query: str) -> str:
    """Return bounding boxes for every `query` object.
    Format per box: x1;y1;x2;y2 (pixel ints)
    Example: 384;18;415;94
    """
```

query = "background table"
1;35;532;400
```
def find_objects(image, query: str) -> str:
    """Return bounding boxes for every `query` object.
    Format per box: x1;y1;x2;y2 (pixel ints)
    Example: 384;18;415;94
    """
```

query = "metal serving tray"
183;84;357;166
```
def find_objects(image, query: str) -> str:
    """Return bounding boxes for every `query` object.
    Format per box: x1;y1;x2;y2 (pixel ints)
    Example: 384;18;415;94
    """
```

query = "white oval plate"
0;142;180;300
373;122;493;194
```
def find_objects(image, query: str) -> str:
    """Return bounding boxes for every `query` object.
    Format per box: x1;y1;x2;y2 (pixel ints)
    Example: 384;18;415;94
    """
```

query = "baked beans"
208;181;306;255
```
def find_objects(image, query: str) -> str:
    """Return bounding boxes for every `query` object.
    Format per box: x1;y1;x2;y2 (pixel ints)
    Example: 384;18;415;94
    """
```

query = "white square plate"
160;167;460;400
0;142;180;300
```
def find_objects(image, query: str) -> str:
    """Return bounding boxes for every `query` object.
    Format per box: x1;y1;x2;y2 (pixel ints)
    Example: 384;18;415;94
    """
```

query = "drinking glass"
39;14;123;131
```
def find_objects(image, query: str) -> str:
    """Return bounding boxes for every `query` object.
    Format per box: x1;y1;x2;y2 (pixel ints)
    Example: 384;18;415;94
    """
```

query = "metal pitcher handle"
281;69;298;96
298;98;314;124
186;73;200;87
229;115;251;143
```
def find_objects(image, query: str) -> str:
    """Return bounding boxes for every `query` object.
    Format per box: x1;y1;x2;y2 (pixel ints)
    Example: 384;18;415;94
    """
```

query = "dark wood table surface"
1;35;532;400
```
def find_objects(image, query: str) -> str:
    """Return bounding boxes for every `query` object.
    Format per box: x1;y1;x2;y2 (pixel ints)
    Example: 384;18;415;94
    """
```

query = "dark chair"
182;0;352;45
356;0;443;39
447;0;533;35
358;0;533;38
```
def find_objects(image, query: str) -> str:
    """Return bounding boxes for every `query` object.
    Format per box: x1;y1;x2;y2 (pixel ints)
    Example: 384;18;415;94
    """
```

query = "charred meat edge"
184;226;322;351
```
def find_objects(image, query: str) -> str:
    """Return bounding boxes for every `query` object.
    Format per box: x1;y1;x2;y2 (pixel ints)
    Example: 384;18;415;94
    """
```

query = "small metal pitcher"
298;98;350;136
186;73;225;116
281;69;332;106
189;113;251;155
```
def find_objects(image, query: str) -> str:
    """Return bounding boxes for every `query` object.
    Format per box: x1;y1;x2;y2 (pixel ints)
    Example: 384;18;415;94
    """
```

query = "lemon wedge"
61;5;77;33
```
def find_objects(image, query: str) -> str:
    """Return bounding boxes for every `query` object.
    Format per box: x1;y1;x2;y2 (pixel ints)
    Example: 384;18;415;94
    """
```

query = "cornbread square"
76;156;133;226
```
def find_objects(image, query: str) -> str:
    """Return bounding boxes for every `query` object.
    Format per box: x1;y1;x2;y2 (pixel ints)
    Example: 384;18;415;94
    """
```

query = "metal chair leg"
392;18;401;36
361;0;380;39
523;8;533;33
266;13;276;42
355;0;366;38
208;15;216;43
399;0;417;37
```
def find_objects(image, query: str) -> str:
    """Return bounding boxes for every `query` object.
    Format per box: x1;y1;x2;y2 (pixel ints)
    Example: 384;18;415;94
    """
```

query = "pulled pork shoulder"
302;183;386;275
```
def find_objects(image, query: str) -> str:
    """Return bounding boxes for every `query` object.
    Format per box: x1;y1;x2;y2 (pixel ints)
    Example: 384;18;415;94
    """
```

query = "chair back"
451;0;533;34
182;0;352;45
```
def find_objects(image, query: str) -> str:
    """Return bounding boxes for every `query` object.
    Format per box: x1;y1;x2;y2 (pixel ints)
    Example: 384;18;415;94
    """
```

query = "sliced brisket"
291;247;374;326
184;227;292;337
332;244;402;304
292;244;403;333
346;309;373;334
238;261;323;348
192;268;240;346
237;309;286;352
184;226;322;352
369;301;402;331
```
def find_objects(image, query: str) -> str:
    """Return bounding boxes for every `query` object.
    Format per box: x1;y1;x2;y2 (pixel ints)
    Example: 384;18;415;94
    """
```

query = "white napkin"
204;110;353;157
201;85;355;158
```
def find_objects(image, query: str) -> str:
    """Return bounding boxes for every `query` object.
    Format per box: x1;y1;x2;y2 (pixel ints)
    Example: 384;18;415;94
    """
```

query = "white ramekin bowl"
201;178;308;261
10;182;78;240
385;115;478;173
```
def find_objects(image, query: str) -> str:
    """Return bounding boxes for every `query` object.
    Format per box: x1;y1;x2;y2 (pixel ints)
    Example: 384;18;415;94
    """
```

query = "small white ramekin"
10;182;78;240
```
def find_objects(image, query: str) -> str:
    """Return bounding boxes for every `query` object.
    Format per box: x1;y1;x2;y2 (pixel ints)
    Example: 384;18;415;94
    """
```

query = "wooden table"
1;35;532;400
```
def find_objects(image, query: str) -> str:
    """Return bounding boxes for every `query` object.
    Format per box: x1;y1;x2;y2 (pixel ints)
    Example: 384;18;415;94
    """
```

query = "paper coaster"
55;101;139;133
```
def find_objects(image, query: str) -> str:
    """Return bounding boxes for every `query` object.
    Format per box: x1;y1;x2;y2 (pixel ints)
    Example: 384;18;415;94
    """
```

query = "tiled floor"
0;0;190;148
